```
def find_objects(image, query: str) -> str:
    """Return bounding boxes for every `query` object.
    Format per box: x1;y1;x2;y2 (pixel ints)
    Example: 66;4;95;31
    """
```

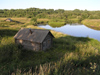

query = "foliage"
30;17;37;25
1;8;100;24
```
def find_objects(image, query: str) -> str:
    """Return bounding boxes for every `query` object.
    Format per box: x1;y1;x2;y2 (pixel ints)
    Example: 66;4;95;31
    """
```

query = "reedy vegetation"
82;19;100;30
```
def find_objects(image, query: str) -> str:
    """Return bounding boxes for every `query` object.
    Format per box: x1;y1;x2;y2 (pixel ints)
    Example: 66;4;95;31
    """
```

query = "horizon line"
0;7;100;11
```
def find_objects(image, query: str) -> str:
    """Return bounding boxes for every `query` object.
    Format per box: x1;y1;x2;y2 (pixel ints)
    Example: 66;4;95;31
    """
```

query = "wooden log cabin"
14;28;54;51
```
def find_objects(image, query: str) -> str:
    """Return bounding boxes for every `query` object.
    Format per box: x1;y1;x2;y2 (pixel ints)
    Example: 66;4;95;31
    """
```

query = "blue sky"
0;0;100;10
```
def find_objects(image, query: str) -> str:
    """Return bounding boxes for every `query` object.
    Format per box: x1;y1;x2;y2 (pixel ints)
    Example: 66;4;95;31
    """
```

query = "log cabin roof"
14;28;54;43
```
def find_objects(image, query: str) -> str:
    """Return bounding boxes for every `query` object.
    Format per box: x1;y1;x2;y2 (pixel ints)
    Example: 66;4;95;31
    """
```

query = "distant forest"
0;8;100;23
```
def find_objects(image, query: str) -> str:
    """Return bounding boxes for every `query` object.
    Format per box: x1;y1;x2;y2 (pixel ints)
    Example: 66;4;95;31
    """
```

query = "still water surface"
38;24;100;41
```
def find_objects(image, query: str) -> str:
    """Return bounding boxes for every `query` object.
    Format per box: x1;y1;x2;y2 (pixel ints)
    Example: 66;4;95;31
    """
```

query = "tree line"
0;8;100;23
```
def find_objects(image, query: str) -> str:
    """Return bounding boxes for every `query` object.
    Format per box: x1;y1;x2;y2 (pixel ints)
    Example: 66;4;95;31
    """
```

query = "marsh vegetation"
82;19;100;30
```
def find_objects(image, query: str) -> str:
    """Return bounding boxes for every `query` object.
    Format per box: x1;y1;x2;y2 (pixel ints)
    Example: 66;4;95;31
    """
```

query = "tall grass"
0;18;32;29
82;19;100;30
48;22;66;27
37;18;49;24
48;19;66;27
10;36;100;75
0;29;100;75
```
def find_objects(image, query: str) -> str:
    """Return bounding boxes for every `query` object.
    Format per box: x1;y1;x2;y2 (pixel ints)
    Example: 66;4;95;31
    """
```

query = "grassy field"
48;19;66;27
0;18;100;75
0;18;32;29
48;22;66;27
82;19;100;30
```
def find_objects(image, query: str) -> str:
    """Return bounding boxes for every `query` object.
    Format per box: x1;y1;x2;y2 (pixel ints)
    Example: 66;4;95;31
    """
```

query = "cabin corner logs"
14;28;54;51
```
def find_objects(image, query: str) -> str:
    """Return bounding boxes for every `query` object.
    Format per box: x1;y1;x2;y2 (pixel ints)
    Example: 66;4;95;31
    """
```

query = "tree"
30;17;37;25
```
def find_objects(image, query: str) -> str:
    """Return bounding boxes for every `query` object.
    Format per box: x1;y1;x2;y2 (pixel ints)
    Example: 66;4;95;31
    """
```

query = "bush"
30;17;37;25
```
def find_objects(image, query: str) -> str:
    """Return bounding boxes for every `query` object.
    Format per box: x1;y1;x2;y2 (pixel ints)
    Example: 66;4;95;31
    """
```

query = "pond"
38;24;100;41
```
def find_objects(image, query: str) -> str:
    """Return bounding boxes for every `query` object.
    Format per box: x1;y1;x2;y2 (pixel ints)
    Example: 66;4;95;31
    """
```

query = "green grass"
50;19;66;22
0;18;100;75
48;22;66;27
0;21;18;27
47;19;66;27
67;18;81;23
37;18;49;25
0;18;32;29
82;19;100;30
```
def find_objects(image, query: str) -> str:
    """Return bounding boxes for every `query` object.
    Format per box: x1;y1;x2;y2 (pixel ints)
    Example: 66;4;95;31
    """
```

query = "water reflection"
38;24;100;41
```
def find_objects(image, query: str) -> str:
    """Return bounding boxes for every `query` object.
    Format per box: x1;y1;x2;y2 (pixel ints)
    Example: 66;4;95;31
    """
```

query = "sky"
0;0;100;10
